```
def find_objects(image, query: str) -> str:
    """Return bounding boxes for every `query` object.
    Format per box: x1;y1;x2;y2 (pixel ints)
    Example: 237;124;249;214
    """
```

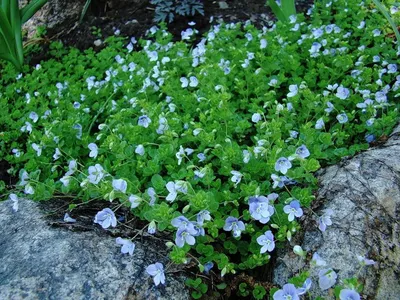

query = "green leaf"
151;174;166;191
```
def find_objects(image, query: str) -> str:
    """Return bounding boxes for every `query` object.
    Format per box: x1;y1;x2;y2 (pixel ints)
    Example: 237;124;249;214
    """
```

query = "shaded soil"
49;0;313;50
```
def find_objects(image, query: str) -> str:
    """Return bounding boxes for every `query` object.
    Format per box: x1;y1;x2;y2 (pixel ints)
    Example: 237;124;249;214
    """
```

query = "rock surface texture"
0;198;189;300
273;125;400;299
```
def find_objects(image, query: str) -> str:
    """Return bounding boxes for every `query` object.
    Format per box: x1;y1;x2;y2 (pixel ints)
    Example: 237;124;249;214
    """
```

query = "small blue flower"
283;200;303;222
295;145;310;159
318;268;337;290
318;209;333;231
223;216;245;238
357;255;376;266
336;86;350;99
339;289;361;300
148;220;157;234
275;157;292;174
273;283;299;300
297;278;312;295
197;153;206;162
315;118;325;129
249;195;276;224
146;262;165;286
203;262;214;274
312;252;327;266
171;216;195;231
256;230;275;253
138;115;151;128
197;210;211;225
365;134;375;143
336;113;348;124
94;208;117;229
175;227;197;247
116;237;135;256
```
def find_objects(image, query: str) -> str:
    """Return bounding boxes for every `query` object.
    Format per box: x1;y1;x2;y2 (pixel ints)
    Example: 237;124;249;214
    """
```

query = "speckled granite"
0;199;189;300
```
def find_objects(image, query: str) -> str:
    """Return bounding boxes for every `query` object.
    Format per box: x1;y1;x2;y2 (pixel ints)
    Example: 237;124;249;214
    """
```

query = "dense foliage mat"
0;0;399;298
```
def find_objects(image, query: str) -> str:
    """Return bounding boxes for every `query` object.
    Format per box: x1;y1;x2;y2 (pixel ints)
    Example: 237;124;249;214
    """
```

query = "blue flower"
223;216;245;238
197;153;206;162
273;283;299;300
138;115;151;128
116;237;135;256
148;221;157;234
318;209;333;231
197;210;211;225
297;278;312;295
64;213;76;223
339;289;360;300
248;195;276;224
171;216;195;231
336;86;350;99
146;262;165;286
336;113;348;124
311;252;327;266
275;157;292;174
315;118;325;129
318;268;337;290
283;200;303;222
203;262;214;274
94;208;117;229
256;230;275;253
295;145;310;159
175;227;197;247
88;143;98;158
112;179;127;193
357;255;376;266
365;134;375;143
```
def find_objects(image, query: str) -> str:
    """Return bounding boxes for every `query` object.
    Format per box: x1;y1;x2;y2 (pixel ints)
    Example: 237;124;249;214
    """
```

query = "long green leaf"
80;0;92;23
20;0;47;24
268;0;287;22
282;0;296;18
10;0;23;68
372;0;400;42
2;0;10;21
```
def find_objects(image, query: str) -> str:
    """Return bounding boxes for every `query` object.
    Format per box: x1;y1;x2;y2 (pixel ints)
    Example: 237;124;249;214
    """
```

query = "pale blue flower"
336;86;350;100
312;252;327;266
339;289;360;300
243;150;251;163
29;112;39;123
257;230;275;253
260;39;267;49
146;263;165;286
148;221;157;234
357;255;376;266
287;84;298;97
275;157;292;174
318;268;337;290
372;29;381;37
325;101;335;113
231;171;243;187
175;227;197;247
88;164;105;184
53;148;61;160
166;181;178;202
112;179;127;193
171;216;194;230
223;216;245;238
129;194;142;208
297;278;312;295
94;208;117;229
9;193;18;212
64;213;76;223
147;187;157;206
32;143;42;157
318;209;333;231
135;145;145;156
336;113;348;124
88;143;98;158
197;153;206;162
116;237;135;255
138;115;151;128
249;195;276;224
273;283;299;300
197;210;211;225
203;262;214;274
315;118;325;129
252;113;262;123
176;146;185;165
295;145;310;159
283;200;303;221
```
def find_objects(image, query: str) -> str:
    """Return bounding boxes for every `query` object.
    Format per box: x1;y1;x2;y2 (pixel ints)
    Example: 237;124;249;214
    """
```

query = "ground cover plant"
0;0;399;298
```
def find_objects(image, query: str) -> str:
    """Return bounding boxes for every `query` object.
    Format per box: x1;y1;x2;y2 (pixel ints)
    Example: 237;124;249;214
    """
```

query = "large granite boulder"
0;198;189;299
273;125;400;299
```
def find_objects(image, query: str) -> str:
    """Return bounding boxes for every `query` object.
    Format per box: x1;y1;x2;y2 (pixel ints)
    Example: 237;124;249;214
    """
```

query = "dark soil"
49;0;313;51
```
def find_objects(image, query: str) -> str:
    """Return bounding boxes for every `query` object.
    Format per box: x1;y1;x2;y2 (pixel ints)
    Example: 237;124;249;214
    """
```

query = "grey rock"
273;125;400;299
0;198;189;300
